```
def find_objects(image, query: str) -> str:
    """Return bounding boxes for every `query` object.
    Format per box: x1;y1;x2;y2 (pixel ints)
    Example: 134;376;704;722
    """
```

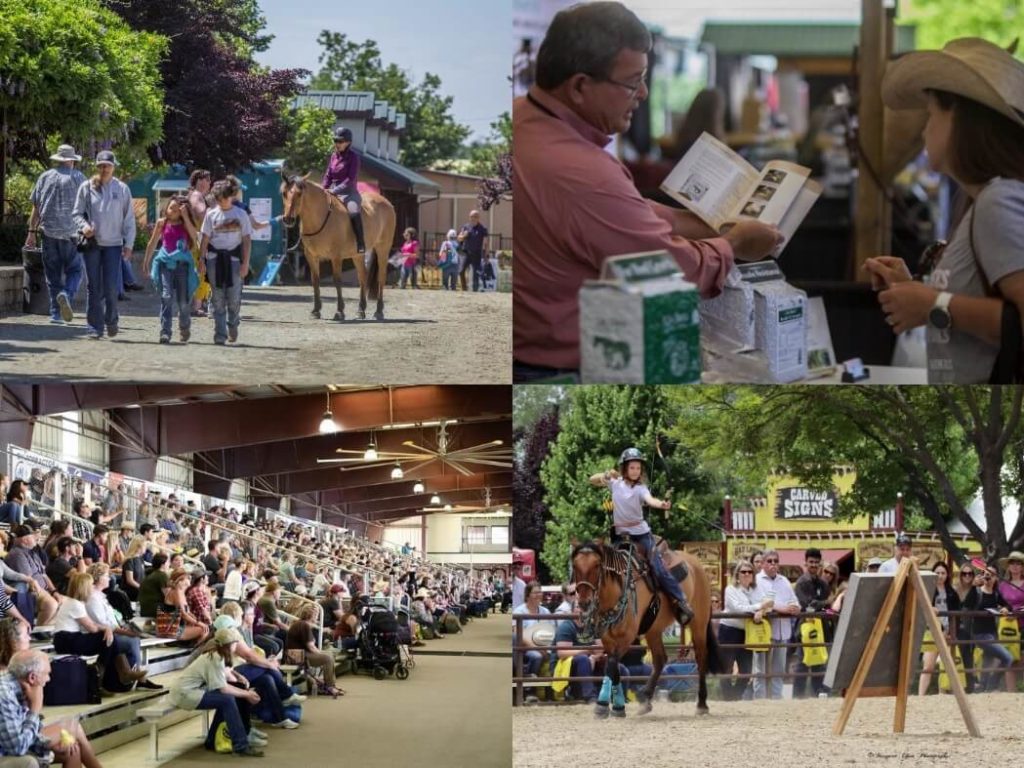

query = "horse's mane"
570;540;610;561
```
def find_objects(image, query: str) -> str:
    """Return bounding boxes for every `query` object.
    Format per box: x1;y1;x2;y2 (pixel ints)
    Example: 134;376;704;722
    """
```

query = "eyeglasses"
589;70;647;99
764;558;779;564
567;591;577;597
960;571;973;577
738;570;753;575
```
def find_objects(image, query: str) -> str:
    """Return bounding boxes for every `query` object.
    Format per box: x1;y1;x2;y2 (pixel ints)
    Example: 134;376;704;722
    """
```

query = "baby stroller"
352;605;410;680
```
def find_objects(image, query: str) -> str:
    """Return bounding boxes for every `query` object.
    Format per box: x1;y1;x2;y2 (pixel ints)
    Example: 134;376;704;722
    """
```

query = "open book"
660;132;822;255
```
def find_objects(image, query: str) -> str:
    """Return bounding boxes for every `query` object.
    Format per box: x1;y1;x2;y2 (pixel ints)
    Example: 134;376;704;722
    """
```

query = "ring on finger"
886;315;896;326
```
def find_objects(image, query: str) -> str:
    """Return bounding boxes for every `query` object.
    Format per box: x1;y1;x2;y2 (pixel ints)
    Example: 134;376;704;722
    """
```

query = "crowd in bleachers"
0;476;510;762
512;538;1024;704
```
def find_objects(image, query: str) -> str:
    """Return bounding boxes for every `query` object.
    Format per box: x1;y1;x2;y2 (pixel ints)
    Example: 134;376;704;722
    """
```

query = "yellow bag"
938;648;966;693
744;618;772;650
214;722;233;754
998;616;1021;662
800;618;828;666
921;628;936;653
550;656;573;695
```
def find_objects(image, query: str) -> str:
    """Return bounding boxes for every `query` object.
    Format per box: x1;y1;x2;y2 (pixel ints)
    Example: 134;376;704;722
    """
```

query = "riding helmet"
618;447;647;469
333;126;353;143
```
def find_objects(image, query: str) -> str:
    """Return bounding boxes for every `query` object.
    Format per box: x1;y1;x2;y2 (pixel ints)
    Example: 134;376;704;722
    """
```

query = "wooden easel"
832;558;980;738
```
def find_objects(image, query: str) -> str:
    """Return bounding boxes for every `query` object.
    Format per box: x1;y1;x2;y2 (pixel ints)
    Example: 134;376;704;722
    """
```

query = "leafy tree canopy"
900;0;1024;53
277;104;336;178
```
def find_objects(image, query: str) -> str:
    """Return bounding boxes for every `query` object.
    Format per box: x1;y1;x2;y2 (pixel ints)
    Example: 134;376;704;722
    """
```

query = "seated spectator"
159;509;179;542
512;581;551;702
160;568;209;645
0;650;104;766
256;580;289;647
81;526;108;567
119;537;147;602
169;552;185;572
138;553;170;618
222;560;244;605
186;571;214;626
138;524;157;564
115;522;135;561
553;609;605;703
334;591;362;651
0;618;29;668
52;572;147;693
0;483;41;529
84;564;160;691
210;606;304;725
4;527;59;624
42;520;71;561
411;588;440;637
168;628;264;757
46;537;85;596
284;604;343;698
105;530;125;570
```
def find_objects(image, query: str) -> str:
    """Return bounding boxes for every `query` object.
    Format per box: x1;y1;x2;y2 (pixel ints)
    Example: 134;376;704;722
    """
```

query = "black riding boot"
674;591;695;628
349;212;366;253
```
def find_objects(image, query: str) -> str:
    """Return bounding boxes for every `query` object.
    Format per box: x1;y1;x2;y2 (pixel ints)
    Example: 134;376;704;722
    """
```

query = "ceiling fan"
421;487;510;514
315;420;512;476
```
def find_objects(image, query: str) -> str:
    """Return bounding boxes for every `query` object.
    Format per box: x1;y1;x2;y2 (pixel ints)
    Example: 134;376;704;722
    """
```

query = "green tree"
310;32;471;169
464;113;511;179
900;0;1024;52
539;386;720;578
278;104;336;177
671;386;1024;562
0;0;165;205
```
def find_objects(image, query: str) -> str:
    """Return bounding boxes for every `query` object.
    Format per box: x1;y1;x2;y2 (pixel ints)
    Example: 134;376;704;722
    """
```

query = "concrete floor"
98;618;511;767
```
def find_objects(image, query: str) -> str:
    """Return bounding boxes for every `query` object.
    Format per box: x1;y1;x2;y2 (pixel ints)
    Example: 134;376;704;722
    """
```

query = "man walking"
24;145;86;324
458;210;488;292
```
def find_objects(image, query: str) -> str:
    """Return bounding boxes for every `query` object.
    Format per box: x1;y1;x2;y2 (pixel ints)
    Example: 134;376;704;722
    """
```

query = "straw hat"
882;37;1024;129
415;587;431;599
997;550;1024;570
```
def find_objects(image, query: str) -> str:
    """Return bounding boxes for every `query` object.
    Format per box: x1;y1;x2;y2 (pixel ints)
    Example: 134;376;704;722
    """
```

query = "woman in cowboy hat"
997;549;1024;689
866;38;1024;383
589;447;694;626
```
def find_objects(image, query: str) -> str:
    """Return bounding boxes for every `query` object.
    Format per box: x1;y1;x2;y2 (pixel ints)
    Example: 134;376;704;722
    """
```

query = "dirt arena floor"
513;694;1023;767
0;282;510;383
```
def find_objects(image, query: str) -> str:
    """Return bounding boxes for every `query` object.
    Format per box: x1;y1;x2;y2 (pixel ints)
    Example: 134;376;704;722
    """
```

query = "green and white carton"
579;251;701;383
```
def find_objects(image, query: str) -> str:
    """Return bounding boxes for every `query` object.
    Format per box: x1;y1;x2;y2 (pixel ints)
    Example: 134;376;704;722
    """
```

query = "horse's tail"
367;254;380;301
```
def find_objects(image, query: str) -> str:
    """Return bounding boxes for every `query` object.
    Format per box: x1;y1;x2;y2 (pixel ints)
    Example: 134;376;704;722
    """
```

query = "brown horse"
571;539;719;717
280;175;396;321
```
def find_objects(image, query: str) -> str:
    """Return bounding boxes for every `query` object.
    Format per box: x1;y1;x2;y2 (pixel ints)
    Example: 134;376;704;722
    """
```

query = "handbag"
744;618;772;650
214;722;233;753
966;207;1024;383
997;615;1021;661
155;605;182;637
43;656;102;705
550;656;572;694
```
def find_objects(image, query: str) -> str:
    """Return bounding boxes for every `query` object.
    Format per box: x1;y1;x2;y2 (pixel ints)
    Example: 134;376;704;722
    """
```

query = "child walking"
198;181;252;346
438;229;460;291
143;196;200;343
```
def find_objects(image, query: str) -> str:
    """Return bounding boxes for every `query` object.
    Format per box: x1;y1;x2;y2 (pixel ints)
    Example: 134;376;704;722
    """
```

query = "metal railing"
511;609;1024;706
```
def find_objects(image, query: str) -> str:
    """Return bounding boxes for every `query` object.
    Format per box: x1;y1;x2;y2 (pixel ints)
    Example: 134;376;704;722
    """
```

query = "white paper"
249;198;273;242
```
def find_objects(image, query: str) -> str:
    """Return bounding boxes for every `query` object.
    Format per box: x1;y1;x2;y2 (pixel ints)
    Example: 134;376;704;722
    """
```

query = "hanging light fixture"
390;462;404;480
413;482;425;494
443;503;453;512
363;431;378;461
318;390;339;434
430;494;441;506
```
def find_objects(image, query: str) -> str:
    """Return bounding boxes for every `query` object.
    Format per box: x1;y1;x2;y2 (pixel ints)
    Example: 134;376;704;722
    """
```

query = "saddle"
611;536;689;635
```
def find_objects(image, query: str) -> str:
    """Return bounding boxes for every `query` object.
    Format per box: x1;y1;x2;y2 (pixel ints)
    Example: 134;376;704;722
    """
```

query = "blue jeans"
121;257;137;292
199;690;251;753
41;236;83;318
975;632;1013;690
83;245;122;334
442;267;458;290
568;654;596;701
400;265;417;288
235;664;291;724
630;532;686;607
159;263;192;337
210;257;242;343
523;650;542;676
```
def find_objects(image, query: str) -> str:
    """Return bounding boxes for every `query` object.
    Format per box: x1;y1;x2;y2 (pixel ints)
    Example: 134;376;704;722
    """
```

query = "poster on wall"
249;198;273;242
728;540;767;567
681;541;723;592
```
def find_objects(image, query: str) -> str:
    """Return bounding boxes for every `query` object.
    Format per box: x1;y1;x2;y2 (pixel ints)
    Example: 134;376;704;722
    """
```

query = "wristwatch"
929;291;953;330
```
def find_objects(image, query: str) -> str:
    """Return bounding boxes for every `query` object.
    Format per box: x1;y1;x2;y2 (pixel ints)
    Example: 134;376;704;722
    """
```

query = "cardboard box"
753;280;807;382
700;268;755;349
579;252;701;383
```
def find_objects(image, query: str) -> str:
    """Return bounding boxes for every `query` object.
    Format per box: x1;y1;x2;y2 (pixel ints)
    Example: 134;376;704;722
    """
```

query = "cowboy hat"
415;587;431;598
882;37;1024;129
997;550;1024;570
50;144;82;162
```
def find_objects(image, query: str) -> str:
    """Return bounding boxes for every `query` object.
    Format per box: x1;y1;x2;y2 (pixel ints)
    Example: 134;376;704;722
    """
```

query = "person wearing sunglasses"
719;560;769;701
554;584;576;616
512;1;783;383
865;38;1024;383
750;549;800;700
963;562;1014;691
953;562;980;692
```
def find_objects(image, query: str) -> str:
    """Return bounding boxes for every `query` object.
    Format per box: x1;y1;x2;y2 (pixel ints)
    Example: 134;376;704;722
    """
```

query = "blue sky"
255;0;512;142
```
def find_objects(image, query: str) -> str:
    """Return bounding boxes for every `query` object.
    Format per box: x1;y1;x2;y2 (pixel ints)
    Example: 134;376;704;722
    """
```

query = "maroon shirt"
322;148;360;193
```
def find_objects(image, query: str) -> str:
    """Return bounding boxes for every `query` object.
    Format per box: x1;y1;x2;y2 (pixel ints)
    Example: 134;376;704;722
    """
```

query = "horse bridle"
573;544;638;638
284;183;333;248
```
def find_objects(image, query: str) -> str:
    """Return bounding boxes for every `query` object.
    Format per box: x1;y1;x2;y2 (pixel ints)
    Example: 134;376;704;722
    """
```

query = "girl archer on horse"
589;447;694;626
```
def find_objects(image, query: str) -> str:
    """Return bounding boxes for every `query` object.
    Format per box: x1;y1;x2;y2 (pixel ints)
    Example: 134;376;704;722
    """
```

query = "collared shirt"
512;86;735;369
31;166;87;240
0;671;48;757
753;571;799;641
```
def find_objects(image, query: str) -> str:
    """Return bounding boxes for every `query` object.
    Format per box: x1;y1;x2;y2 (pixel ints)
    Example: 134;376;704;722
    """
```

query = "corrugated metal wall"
31;411;108;470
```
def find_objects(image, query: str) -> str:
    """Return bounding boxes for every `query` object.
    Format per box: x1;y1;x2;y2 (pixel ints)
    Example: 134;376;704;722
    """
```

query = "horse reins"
575;543;640;638
284;183;334;250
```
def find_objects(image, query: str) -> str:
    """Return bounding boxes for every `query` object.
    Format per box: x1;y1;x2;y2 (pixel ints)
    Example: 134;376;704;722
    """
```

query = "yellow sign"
755;473;870;533
682;541;723;592
727;540;767;567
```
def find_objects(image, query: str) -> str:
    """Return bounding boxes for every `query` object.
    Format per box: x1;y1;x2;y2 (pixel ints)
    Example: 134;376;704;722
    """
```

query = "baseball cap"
867;557;883;567
12;525;33;538
895;533;912;546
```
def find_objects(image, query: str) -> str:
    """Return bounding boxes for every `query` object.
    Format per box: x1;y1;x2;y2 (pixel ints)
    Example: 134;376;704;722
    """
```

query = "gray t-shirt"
606;477;651;536
201;205;252;253
31;167;87;239
927;178;1024;383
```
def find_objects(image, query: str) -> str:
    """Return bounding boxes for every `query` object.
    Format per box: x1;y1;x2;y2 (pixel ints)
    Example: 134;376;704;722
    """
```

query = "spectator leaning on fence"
512;581;551;702
720;560;766;701
997;550;1024;691
964;561;1014;692
751;549;800;700
918;561;960;695
792;547;831;699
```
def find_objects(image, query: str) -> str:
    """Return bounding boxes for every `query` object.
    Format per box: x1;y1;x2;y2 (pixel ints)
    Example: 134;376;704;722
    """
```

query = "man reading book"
512;1;782;382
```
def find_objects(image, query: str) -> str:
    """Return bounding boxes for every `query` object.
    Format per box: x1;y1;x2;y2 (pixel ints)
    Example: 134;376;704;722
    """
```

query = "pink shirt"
513;87;734;369
401;239;419;268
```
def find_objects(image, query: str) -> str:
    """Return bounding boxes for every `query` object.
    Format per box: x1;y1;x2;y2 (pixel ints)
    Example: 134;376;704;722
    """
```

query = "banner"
775;487;838;520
